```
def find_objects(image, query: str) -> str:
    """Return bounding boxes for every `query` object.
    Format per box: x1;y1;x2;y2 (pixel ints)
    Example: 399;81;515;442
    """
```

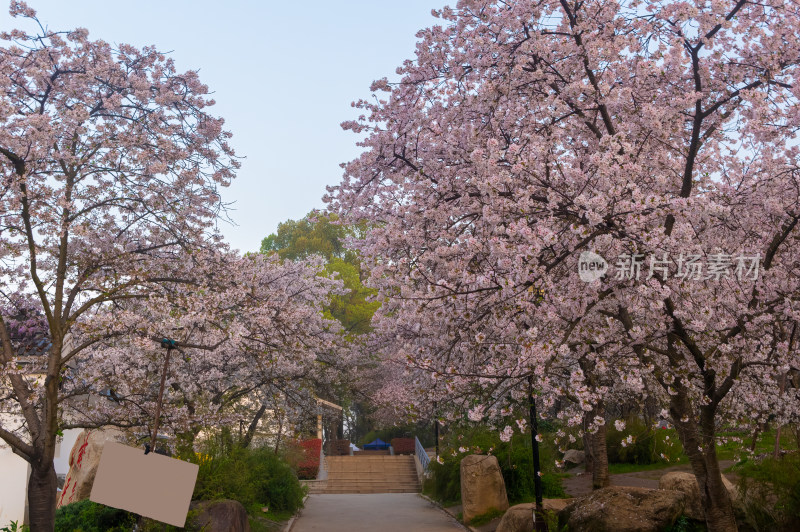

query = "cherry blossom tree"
328;1;800;530
65;252;345;450
0;2;239;528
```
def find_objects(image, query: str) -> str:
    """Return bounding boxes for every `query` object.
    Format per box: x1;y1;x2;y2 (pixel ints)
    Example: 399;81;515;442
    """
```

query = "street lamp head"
160;338;176;349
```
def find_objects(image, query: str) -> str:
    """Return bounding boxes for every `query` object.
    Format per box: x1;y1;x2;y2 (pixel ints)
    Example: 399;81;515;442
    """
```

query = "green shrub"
1;521;29;532
468;507;504;526
735;453;800;531
606;418;683;465
54;500;137;532
423;424;566;505
191;445;305;513
423;455;462;505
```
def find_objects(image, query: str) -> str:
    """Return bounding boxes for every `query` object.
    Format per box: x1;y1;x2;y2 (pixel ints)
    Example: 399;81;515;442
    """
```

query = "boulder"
659;472;703;520
496;500;575;532
543;498;575;513
558;486;686;532
563;449;585;465
189;499;250;532
460;454;509;524
658;471;744;522
57;430;115;508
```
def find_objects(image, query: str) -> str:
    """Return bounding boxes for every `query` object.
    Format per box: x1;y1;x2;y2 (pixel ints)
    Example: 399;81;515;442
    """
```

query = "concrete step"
326;455;414;459
326;482;419;488
321;453;420;494
328;468;416;475
328;471;417;480
323;487;420;494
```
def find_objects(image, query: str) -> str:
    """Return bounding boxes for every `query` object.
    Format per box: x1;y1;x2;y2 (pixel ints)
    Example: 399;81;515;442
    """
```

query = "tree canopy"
261;211;378;336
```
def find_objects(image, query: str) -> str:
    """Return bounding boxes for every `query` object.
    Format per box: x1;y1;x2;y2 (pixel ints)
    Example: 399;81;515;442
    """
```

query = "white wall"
0;428;84;527
53;429;82;476
0;442;29;527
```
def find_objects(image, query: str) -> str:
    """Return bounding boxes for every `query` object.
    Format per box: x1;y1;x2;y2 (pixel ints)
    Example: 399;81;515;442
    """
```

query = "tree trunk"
589;403;610;489
274;412;284;455
240;402;268;449
583;412;594;475
671;398;738;532
774;371;788;459
749;425;760;453
27;460;57;532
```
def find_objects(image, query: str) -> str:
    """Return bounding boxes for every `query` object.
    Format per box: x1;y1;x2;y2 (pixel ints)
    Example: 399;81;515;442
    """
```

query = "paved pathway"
290;494;467;532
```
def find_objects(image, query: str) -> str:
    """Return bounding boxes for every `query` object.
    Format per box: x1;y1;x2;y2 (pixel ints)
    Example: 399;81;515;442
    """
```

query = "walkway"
290;493;466;532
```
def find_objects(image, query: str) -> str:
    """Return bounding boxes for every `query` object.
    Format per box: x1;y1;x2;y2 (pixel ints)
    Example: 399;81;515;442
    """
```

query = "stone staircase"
322;455;420;494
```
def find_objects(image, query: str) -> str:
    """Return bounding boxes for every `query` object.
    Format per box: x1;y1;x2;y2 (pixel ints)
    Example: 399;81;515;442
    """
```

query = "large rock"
558;486;686;532
460;454;509;524
189;500;250;532
496;500;575;532
659;471;743;522
57;430;116;508
659;472;704;520
563;449;585;465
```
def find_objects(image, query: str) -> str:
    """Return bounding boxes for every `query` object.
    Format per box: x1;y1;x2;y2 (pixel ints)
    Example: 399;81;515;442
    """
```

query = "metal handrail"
415;435;430;471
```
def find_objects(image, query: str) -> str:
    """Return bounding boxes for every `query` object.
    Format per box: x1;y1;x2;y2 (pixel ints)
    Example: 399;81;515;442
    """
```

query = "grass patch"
716;428;798;461
467;508;505;526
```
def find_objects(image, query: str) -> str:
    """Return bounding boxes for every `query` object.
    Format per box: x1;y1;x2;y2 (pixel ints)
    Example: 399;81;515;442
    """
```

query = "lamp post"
147;337;176;454
528;375;547;531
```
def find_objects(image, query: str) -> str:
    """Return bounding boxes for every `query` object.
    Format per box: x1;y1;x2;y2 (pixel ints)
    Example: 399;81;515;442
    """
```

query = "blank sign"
90;442;199;527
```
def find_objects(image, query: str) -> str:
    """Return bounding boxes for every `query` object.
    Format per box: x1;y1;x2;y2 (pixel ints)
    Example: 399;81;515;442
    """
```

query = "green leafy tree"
261;211;378;335
262;211;380;444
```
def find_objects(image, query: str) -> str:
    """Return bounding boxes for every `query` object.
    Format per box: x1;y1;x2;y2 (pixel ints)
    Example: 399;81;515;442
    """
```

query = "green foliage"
261;211;378;335
664;515;707;532
423;424;567;505
467;507;504;526
53;441;304;532
734;453;800;531
606;418;683;465
423;455;462;506
54;500;137;532
260;211;358;263
1;521;29;532
190;444;305;513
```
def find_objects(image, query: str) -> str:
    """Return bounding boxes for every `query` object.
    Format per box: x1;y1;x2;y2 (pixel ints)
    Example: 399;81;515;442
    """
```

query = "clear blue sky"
1;1;445;253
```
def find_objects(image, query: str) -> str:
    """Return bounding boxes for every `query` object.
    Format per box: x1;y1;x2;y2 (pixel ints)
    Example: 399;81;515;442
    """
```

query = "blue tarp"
363;438;390;450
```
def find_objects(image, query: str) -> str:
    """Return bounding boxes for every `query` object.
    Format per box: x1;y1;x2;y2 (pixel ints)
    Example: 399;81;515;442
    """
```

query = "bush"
291;438;322;479
423;424;567;505
423;455;462;505
191;444;305;514
734;453;800;531
54;500;137;532
606;418;682;465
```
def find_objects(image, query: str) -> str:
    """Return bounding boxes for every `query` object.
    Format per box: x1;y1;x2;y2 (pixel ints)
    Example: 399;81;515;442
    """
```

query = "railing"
415;435;430;471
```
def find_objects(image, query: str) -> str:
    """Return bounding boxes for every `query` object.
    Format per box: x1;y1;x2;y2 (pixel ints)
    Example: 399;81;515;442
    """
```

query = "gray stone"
496;500;575;532
558;486;686;532
190;499;250;532
658;471;744;522
563;449;585;465
460;454;509;524
659;472;703;520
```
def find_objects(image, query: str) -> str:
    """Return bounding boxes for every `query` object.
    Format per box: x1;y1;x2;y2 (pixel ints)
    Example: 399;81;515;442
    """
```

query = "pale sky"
1;1;445;253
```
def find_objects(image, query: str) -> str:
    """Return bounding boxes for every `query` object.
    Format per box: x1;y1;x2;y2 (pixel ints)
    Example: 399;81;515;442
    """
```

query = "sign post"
147;338;175;454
